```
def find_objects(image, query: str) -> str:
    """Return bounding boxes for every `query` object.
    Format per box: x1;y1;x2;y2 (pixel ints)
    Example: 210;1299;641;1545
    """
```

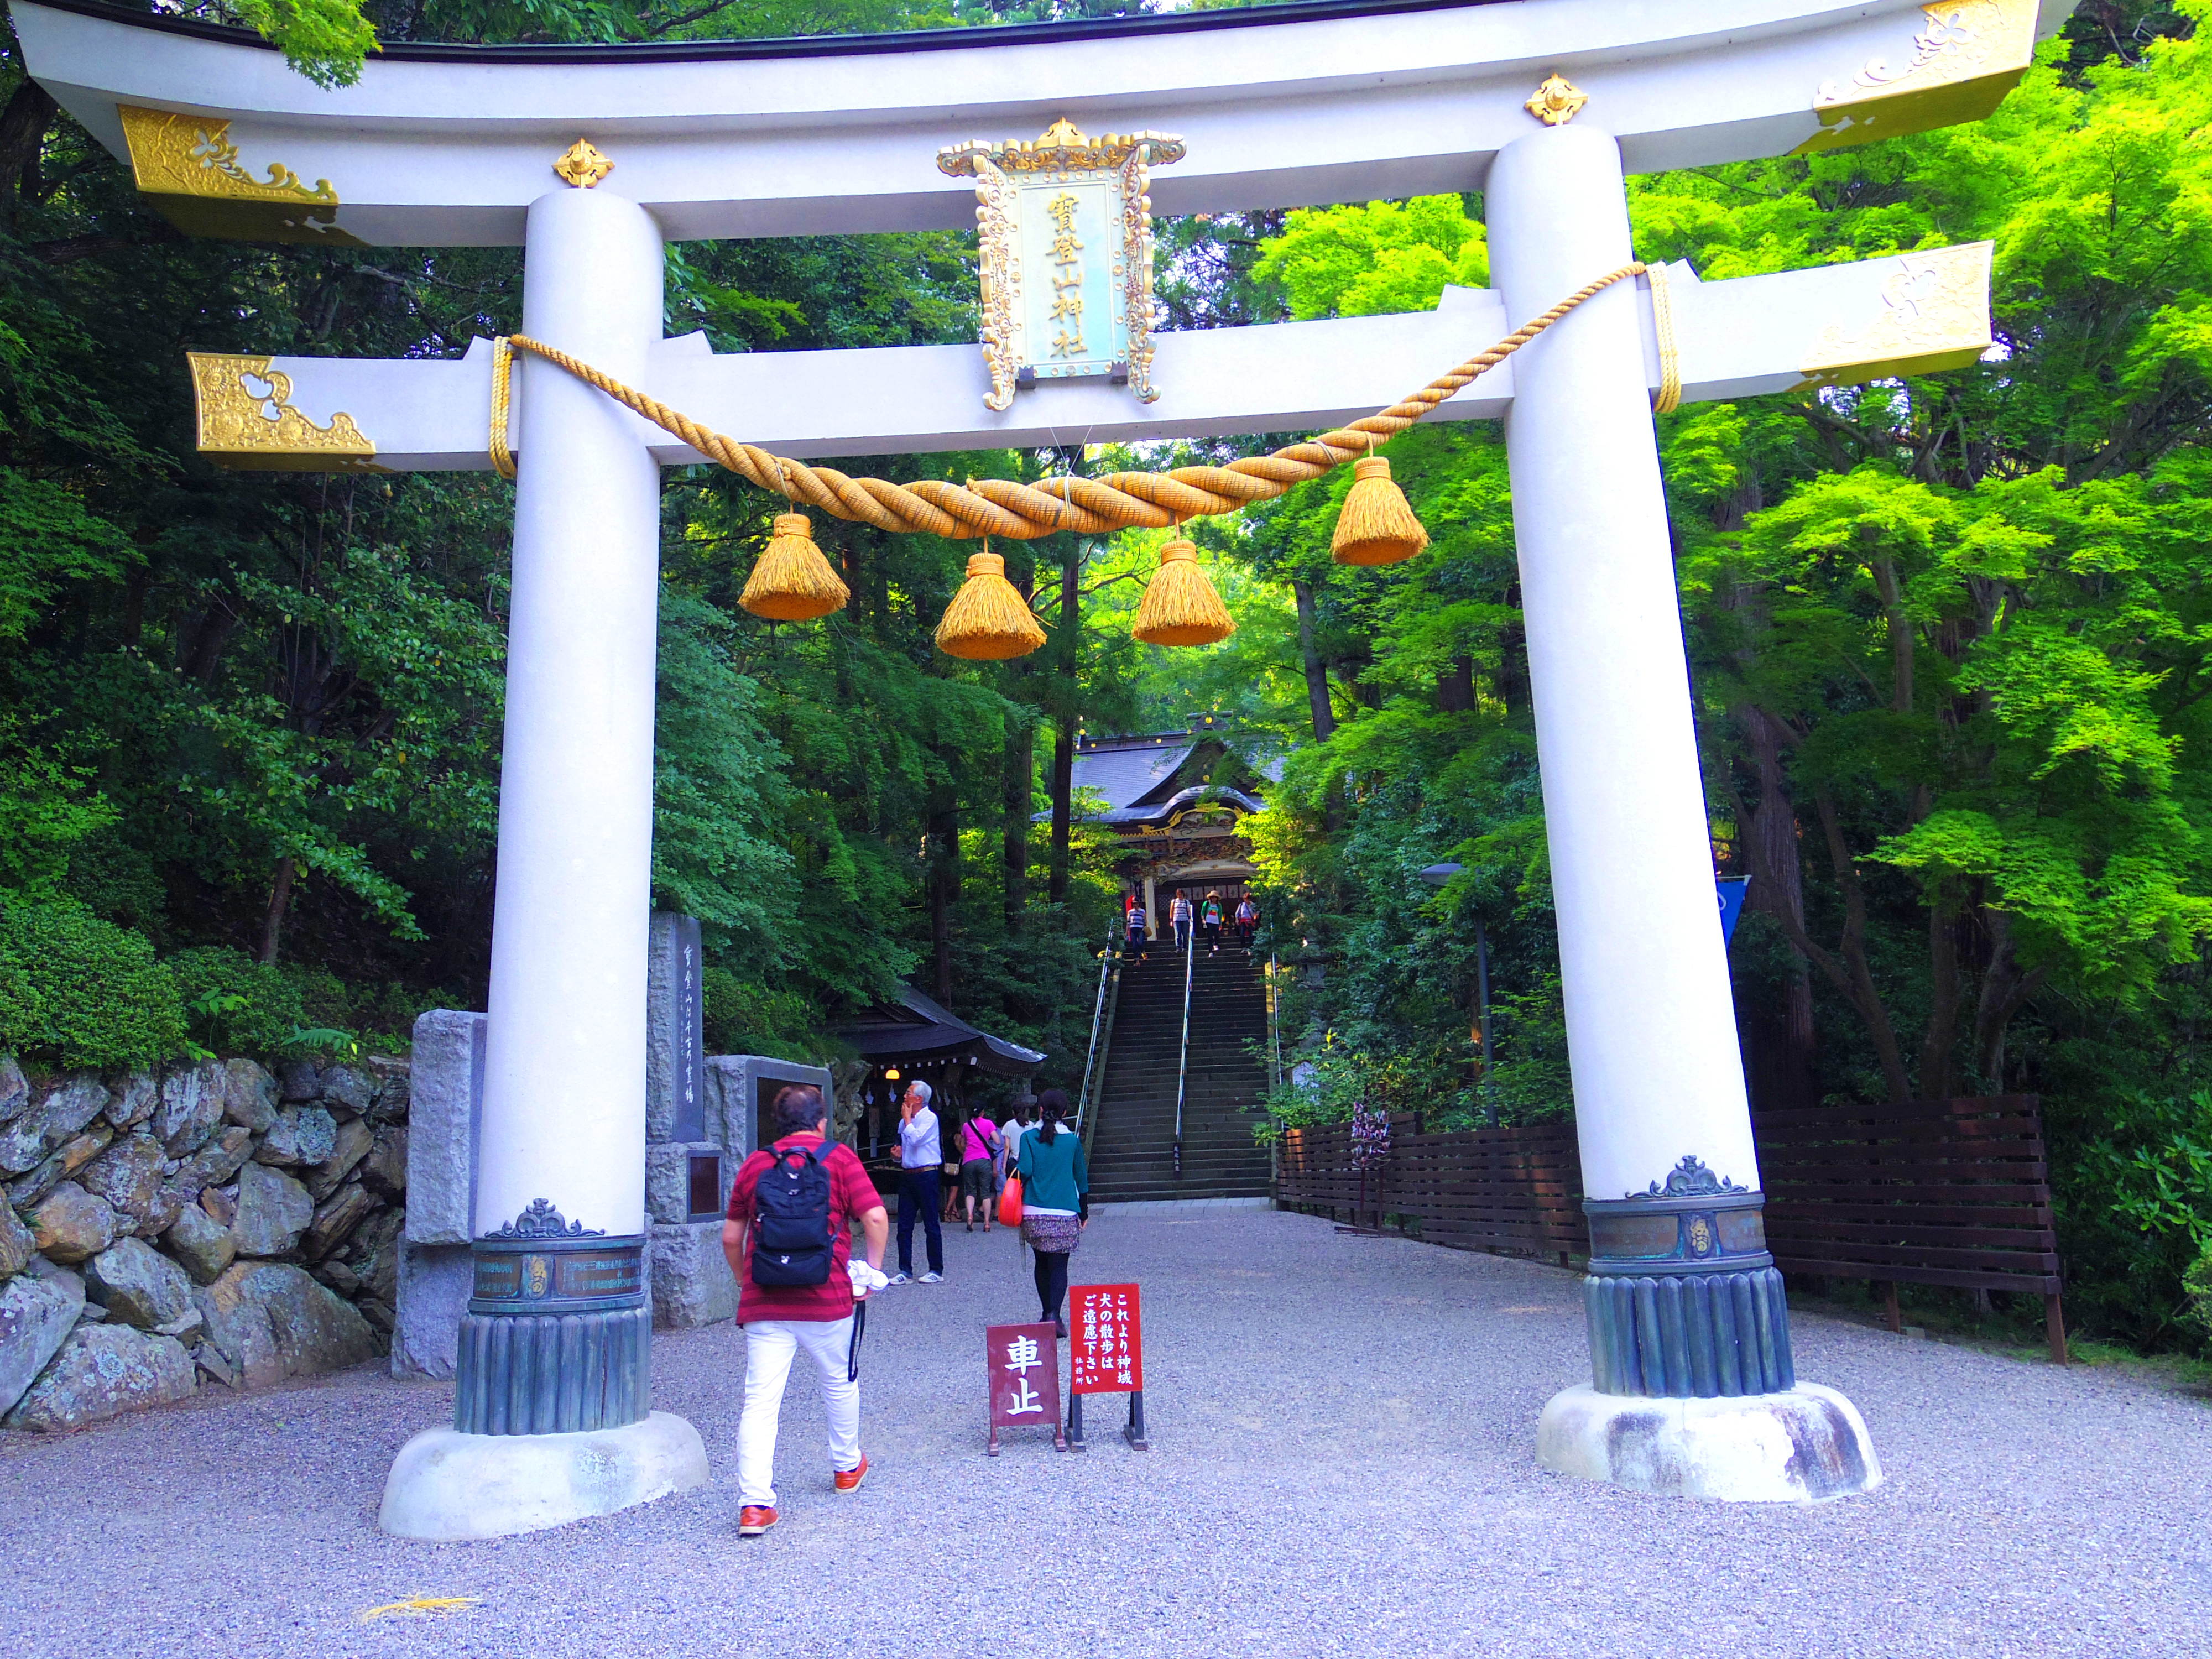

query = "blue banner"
1717;877;1750;944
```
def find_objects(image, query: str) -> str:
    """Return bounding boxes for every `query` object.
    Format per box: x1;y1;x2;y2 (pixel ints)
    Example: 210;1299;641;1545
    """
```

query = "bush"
0;894;187;1070
165;946;333;1060
2188;1246;2212;1345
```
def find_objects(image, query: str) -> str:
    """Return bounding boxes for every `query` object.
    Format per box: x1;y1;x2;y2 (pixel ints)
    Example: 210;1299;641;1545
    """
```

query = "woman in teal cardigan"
1016;1088;1089;1335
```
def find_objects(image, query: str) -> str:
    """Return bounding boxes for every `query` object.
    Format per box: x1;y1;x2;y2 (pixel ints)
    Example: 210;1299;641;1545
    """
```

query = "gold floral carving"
117;106;358;245
1119;145;1161;406
1798;242;1994;392
189;353;381;472
937;118;1186;179
554;139;615;188
1798;1;2038;153
1525;75;1588;127
973;156;1022;413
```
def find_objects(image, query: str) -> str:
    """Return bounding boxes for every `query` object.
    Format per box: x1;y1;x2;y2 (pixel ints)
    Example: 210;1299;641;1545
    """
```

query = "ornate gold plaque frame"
938;119;1186;410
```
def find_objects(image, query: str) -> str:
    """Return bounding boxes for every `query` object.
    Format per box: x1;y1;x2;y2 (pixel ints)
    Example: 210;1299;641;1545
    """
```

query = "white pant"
738;1316;860;1509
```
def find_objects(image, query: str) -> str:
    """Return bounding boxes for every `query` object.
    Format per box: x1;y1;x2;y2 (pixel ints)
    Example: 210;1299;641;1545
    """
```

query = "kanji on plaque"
1068;1283;1144;1394
985;1321;1065;1453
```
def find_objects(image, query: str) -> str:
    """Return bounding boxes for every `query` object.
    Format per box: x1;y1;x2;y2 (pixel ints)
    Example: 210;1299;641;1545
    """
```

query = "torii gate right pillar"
1489;125;1880;1500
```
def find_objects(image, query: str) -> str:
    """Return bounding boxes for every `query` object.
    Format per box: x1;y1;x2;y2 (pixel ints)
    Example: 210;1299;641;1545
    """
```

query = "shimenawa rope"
1647;262;1683;416
486;262;1653;535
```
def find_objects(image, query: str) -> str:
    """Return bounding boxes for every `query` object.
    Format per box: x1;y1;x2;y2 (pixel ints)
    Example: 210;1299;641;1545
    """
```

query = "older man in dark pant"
890;1079;944;1284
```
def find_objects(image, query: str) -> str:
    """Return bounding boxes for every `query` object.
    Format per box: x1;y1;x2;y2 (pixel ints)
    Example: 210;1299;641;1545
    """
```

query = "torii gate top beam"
18;0;2068;247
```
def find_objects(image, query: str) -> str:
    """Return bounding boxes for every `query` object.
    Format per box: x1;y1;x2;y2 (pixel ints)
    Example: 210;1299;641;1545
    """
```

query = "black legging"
1033;1249;1071;1321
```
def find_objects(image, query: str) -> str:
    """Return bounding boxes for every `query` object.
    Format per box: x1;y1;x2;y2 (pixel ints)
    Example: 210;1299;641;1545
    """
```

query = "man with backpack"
722;1083;889;1540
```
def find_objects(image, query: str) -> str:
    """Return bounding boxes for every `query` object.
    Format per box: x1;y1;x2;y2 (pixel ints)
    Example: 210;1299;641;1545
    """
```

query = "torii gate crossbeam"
17;0;2067;1536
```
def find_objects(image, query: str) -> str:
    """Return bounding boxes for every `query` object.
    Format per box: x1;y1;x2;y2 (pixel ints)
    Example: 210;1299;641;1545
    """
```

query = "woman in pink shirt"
959;1110;1002;1233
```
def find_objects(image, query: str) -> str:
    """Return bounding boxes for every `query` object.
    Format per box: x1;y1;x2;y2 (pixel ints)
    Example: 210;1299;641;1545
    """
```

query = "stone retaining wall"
0;1051;409;1433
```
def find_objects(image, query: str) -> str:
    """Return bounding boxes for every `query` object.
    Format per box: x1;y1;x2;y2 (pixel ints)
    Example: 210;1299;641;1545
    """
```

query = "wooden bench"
1754;1094;2067;1362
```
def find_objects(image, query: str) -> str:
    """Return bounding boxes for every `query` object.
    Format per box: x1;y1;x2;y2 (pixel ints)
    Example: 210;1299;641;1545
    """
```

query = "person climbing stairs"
1086;943;1272;1204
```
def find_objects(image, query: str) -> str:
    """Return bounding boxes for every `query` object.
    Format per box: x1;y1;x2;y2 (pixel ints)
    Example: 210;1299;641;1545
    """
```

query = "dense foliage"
3;0;2210;1347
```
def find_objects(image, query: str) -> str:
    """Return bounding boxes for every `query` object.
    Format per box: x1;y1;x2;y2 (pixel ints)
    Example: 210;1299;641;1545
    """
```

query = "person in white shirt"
891;1079;944;1284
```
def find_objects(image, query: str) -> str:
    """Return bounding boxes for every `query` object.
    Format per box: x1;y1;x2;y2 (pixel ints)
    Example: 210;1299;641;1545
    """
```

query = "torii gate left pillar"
378;184;709;1538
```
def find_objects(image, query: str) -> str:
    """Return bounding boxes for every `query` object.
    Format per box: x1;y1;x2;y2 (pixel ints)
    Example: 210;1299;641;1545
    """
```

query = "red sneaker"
738;1505;778;1537
834;1454;869;1494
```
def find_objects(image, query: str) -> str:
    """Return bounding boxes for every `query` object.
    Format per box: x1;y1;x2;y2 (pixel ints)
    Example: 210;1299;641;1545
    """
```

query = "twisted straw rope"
496;262;1649;539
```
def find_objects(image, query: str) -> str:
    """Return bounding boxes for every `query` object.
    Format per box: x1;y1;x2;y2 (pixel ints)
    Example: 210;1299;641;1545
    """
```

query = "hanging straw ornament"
935;544;1047;660
738;499;851;622
1330;442;1429;567
1131;537;1237;648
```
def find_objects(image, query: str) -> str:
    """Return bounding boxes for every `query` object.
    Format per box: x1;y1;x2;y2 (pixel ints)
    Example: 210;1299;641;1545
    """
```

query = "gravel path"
4;1208;2208;1658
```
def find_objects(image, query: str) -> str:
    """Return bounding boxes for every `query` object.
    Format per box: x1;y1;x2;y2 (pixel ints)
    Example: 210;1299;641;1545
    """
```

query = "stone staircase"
1086;941;1272;1204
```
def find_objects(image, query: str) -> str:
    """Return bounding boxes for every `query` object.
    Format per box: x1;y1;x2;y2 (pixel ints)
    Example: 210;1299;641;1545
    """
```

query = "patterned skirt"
1021;1213;1082;1253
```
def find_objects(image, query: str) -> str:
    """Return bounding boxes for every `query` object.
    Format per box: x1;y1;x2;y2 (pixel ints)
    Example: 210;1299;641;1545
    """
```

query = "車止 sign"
985;1321;1065;1454
938;118;1184;411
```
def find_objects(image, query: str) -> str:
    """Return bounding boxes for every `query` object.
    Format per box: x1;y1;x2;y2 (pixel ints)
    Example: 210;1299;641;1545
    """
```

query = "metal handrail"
1266;949;1283;1197
1074;922;1117;1125
1172;910;1196;1177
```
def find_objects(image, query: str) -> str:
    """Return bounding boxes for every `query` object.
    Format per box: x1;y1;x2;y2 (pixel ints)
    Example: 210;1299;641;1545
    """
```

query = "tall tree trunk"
1970;908;2046;1090
928;787;957;1007
1003;702;1032;936
1048;549;1080;902
1739;707;1815;1111
1436;654;1477;713
258;854;296;967
0;79;57;233
1920;894;1962;1100
1292;578;1337;742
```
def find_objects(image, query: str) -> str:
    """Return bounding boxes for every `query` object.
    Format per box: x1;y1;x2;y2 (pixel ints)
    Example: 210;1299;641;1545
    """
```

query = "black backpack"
751;1139;838;1287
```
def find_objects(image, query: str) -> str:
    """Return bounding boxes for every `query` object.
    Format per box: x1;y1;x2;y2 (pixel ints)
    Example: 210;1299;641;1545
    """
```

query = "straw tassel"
739;512;850;621
1131;539;1237;648
1331;455;1429;566
935;550;1046;660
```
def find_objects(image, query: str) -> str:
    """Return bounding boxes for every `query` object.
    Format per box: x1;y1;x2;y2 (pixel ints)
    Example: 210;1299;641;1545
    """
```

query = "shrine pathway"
3;1207;2208;1658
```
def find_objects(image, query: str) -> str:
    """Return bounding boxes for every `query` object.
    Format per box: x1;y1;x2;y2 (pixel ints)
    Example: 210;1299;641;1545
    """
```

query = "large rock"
86;1237;196;1329
0;1075;112;1176
229;1162;312;1258
103;1072;157;1130
220;1058;279;1134
194;1264;283;1387
406;1010;484;1244
164;1203;236;1285
306;1115;374;1201
155;1062;226;1158
358;1125;407;1202
75;1134;166;1229
0;1259;84;1418
278;1058;320;1102
319;1065;376;1117
199;1261;377;1385
30;1183;117;1264
255;1105;337;1169
367;1056;411;1121
3;1323;195;1432
7;1121;112;1209
174;1125;253;1194
302;1183;378;1262
0;1055;27;1126
0;1203;36;1282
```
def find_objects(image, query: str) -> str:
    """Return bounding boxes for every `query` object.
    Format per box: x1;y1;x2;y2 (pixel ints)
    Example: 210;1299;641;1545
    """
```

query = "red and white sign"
1068;1282;1144;1395
985;1321;1062;1453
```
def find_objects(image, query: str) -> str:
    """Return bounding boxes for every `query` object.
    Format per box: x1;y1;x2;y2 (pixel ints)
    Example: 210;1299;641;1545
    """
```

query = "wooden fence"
1754;1095;2066;1361
1277;1117;1587;1264
1279;1095;2067;1361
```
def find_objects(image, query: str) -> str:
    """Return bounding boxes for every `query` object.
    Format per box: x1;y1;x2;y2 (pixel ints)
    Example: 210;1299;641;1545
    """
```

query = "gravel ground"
4;1207;2209;1659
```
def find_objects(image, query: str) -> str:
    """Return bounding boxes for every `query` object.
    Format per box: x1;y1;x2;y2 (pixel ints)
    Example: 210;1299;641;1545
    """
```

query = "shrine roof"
836;983;1046;1077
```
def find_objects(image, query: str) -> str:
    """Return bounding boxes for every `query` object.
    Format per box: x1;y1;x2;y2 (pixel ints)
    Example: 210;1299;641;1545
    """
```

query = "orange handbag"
998;1173;1024;1228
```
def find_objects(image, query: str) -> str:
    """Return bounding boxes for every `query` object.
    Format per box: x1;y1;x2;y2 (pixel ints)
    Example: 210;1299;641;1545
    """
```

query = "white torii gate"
18;0;2066;1535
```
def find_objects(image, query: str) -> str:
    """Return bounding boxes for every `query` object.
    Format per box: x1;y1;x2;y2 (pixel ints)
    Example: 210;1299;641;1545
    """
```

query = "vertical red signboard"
1068;1283;1144;1393
985;1321;1064;1454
